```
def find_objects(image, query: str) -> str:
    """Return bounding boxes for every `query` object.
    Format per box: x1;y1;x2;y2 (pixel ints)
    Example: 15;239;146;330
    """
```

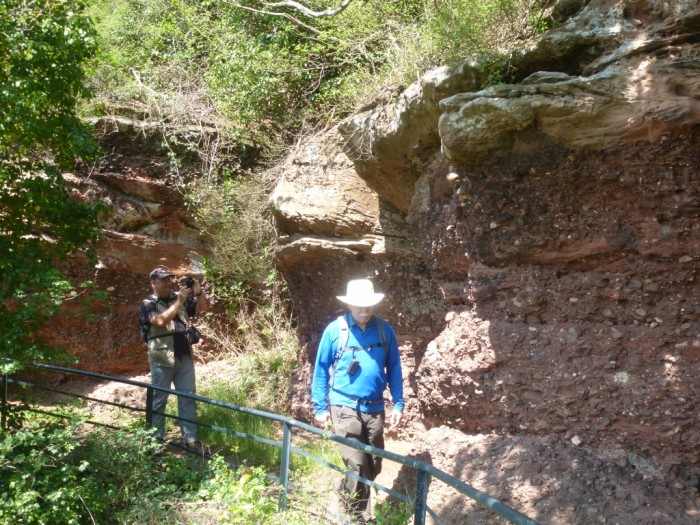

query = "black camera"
347;359;360;375
184;276;195;289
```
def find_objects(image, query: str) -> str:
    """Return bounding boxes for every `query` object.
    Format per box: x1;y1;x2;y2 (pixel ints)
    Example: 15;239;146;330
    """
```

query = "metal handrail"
1;361;540;525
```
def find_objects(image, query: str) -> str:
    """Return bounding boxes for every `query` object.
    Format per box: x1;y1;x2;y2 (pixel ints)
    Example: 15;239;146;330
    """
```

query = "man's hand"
388;410;402;431
176;286;192;303
315;412;331;428
150;286;191;328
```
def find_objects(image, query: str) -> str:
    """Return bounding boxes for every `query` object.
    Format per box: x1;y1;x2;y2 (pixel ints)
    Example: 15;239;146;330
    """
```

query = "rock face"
45;118;213;375
31;1;699;522
271;1;700;522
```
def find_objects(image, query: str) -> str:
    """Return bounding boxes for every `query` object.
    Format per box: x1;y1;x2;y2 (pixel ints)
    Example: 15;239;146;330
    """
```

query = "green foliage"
199;378;282;468
198;457;277;524
197;291;300;469
0;413;285;525
0;417;87;524
422;0;536;62
0;0;104;365
77;428;203;519
0;0;100;164
0;416;197;524
418;0;549;83
374;499;413;525
192;171;276;302
0;400;27;431
87;0;549;140
202;0;432;129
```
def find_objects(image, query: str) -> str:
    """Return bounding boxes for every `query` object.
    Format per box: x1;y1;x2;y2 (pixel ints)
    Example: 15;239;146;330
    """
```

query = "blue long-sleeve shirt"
311;313;404;415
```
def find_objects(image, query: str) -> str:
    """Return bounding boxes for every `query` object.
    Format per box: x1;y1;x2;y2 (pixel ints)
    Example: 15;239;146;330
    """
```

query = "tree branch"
261;0;357;18
223;1;322;34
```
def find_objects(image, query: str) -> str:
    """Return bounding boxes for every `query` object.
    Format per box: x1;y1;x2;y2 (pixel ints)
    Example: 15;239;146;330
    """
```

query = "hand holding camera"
174;276;194;303
183;276;205;299
175;276;203;303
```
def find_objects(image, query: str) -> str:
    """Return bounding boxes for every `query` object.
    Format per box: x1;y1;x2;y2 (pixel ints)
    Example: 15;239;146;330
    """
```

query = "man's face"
151;276;173;297
349;305;374;329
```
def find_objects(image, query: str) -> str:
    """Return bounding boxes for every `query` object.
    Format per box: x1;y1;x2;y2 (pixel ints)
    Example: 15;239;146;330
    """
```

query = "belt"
331;388;384;407
356;398;383;407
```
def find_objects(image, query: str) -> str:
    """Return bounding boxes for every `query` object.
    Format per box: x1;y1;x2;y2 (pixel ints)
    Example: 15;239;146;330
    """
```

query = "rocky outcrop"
45;119;213;375
271;1;700;522
33;1;699;521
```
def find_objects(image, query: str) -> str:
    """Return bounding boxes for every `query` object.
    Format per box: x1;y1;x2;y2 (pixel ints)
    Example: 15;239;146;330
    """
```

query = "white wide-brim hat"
336;279;385;308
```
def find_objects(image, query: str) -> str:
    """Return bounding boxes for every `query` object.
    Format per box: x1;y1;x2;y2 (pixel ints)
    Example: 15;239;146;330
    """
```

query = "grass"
198;377;282;467
195;370;344;477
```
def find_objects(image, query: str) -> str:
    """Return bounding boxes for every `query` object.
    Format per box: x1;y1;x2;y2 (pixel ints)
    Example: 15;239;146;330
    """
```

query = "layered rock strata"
270;1;700;515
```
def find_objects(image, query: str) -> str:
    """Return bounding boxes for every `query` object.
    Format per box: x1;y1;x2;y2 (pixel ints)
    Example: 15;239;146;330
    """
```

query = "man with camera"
140;266;209;450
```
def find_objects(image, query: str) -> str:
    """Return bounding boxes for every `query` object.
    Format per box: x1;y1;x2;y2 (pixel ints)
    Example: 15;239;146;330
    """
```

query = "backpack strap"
331;314;389;376
376;316;387;366
140;295;157;342
331;314;349;377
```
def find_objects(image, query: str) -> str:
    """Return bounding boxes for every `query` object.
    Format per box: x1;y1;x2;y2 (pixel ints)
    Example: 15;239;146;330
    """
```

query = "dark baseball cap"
149;267;174;280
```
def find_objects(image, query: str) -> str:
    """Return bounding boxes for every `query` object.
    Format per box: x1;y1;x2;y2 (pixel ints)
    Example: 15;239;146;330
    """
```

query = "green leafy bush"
0;414;287;524
0;0;105;366
0;417;199;524
192;172;276;302
0;419;85;523
419;0;550;82
198;457;277;524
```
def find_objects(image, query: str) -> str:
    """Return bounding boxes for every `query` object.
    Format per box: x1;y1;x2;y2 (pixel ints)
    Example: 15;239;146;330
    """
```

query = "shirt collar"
345;312;374;329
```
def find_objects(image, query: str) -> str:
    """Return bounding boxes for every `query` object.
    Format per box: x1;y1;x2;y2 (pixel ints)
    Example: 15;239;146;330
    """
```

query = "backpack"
331;314;388;376
140;318;150;343
139;295;158;343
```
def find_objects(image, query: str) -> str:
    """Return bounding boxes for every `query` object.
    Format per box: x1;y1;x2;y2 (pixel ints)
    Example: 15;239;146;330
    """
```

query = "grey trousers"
331;405;385;515
149;352;198;444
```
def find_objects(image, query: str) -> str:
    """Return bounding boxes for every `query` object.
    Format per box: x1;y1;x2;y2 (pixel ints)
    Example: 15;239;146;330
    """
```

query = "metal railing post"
278;421;292;511
414;470;429;525
1;371;7;431
145;386;154;429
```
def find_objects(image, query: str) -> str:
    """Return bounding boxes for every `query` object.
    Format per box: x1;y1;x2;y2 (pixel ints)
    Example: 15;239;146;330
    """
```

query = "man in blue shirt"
311;279;404;520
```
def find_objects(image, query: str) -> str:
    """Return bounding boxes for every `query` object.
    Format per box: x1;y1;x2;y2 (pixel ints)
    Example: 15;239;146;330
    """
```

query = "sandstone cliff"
46;118;215;375
270;1;700;522
38;1;700;522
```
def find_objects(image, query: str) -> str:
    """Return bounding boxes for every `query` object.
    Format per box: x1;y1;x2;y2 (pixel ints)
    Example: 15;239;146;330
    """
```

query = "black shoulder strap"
140;295;156;343
331;314;389;373
375;316;387;349
374;316;389;369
